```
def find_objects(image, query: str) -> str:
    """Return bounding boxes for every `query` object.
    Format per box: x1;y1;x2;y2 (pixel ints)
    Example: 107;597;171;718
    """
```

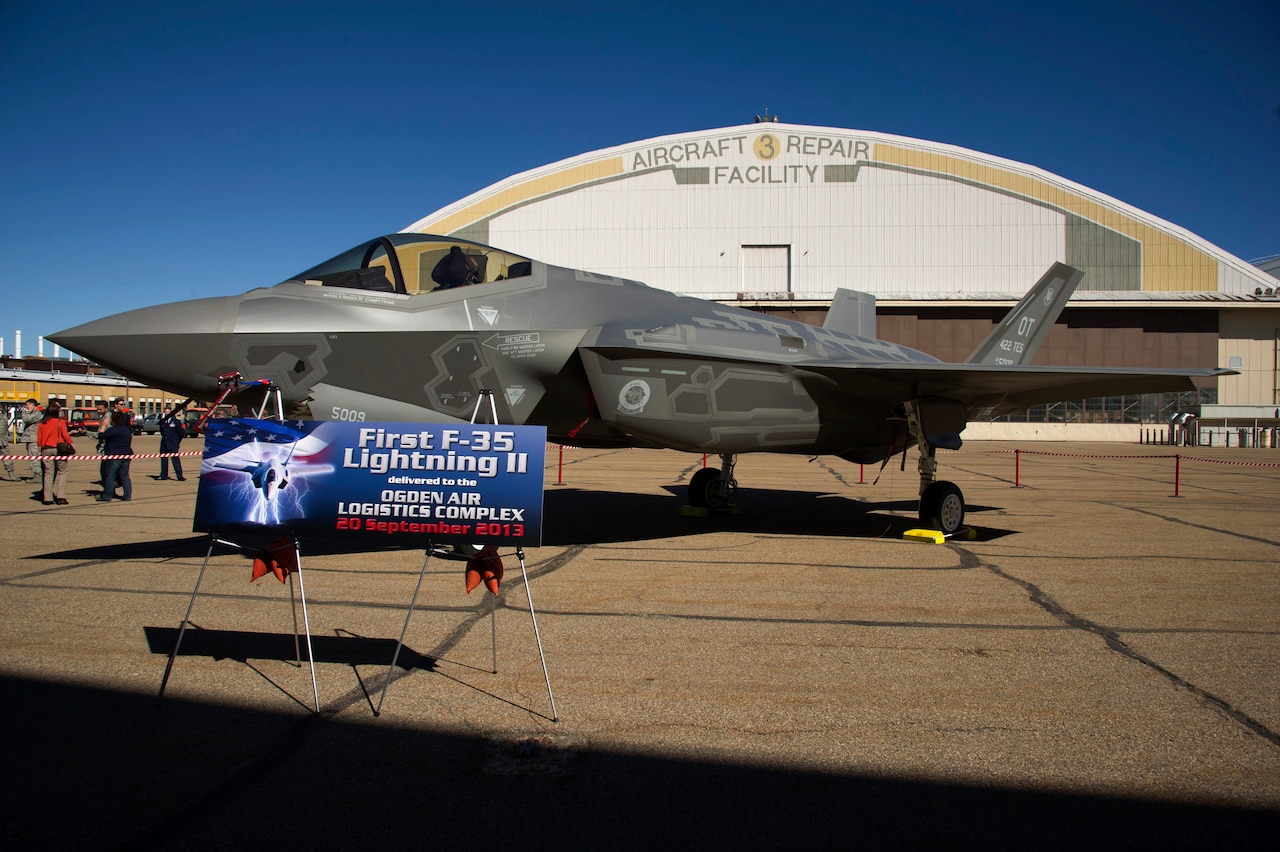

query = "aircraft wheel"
689;467;735;509
919;481;965;534
691;465;721;504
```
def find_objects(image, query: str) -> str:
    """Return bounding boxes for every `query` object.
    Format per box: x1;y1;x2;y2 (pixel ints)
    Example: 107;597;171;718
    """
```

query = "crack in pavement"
1106;502;1280;549
950;543;1280;750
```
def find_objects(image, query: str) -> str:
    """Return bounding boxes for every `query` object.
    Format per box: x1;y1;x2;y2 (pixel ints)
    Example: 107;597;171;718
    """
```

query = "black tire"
689;467;737;510
919;481;965;534
688;467;719;508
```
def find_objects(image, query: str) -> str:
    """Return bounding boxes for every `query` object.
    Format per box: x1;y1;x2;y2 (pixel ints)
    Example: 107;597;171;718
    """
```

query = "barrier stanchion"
859;463;865;484
557;445;564;485
981;448;1280;500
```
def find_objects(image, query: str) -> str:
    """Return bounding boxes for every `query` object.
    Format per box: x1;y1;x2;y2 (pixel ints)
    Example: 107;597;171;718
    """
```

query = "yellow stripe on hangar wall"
415;157;626;236
873;144;1218;292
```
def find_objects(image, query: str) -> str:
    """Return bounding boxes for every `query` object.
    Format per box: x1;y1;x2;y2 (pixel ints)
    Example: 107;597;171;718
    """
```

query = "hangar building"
406;123;1279;441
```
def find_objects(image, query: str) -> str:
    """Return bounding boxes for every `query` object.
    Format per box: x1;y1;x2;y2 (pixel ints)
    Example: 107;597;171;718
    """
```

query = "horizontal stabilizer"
824;289;876;339
967;263;1083;365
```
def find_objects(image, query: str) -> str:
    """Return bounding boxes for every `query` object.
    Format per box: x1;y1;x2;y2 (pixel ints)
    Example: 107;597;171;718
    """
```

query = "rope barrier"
0;451;204;462
9;446;1278;500
982;449;1178;460
1179;456;1280;469
544;444;1280;497
981;448;1280;469
981;448;1280;495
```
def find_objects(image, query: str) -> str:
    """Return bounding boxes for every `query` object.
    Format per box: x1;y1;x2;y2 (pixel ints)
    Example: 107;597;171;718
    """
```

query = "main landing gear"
687;453;738;511
682;417;967;536
906;402;966;535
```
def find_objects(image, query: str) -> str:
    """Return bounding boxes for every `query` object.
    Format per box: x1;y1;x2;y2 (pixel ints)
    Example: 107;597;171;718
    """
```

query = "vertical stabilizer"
966;263;1083;365
824;289;877;339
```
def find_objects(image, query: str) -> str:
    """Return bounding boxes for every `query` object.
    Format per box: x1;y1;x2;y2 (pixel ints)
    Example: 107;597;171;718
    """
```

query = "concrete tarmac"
2;437;1279;849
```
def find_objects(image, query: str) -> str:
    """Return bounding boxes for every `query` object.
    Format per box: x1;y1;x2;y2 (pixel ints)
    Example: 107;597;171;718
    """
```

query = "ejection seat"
431;245;486;289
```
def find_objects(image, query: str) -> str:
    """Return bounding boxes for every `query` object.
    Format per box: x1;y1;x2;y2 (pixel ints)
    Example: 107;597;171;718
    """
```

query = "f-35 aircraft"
52;234;1228;534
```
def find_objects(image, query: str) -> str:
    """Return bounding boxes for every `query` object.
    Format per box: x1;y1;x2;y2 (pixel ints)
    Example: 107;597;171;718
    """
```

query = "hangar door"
740;245;790;295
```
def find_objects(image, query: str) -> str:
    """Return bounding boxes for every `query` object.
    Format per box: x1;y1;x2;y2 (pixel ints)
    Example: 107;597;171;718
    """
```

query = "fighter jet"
212;454;305;504
51;233;1229;534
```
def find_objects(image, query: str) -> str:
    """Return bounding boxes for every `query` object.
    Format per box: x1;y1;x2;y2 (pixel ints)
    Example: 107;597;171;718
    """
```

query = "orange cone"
250;536;298;583
464;546;504;595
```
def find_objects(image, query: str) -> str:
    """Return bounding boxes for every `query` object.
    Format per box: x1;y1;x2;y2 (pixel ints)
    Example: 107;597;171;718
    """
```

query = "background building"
2;358;190;436
407;123;1279;441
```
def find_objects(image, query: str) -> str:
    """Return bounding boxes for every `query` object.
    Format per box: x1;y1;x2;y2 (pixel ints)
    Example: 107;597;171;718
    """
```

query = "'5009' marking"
332;406;366;421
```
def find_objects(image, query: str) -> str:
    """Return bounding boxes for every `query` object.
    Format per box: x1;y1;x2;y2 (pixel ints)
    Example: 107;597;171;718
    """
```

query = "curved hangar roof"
405;123;1271;301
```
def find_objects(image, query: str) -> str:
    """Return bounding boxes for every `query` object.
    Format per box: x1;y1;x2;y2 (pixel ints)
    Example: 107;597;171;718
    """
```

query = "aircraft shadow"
3;673;1276;850
540;487;1017;546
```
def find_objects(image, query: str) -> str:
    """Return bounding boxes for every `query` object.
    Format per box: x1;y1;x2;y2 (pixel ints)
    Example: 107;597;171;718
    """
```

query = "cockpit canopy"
283;234;533;295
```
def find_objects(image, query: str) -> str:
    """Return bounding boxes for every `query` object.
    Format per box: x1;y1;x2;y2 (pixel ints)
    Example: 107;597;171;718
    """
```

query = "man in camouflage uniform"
0;407;17;480
19;399;43;480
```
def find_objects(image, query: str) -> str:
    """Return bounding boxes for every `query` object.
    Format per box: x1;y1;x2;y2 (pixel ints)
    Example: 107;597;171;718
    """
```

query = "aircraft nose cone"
50;296;240;399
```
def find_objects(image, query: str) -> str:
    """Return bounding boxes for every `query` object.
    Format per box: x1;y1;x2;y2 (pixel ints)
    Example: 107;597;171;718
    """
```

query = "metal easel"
157;382;322;714
157;534;321;714
375;389;557;720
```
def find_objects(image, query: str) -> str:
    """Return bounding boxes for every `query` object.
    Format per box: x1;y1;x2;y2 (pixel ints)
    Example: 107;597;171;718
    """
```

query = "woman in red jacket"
37;402;74;505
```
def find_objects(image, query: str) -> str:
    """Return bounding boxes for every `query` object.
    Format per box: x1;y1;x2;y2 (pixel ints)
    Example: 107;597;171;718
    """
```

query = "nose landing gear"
687;453;738;511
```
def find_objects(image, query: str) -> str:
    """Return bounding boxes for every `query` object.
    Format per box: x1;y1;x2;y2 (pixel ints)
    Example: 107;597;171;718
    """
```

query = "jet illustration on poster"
197;419;334;527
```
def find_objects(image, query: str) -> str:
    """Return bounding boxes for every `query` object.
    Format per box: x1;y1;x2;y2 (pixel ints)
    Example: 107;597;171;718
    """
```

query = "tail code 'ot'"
966;264;1083;366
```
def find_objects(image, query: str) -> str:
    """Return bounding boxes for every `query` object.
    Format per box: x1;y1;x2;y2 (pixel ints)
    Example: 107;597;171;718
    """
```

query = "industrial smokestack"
14;330;21;359
38;336;45;357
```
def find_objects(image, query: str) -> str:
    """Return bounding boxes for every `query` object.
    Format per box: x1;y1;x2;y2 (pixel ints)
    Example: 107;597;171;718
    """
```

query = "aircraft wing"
803;361;1231;419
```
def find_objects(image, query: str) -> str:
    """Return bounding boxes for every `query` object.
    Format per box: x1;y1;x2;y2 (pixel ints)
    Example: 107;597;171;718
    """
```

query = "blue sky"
2;0;1277;353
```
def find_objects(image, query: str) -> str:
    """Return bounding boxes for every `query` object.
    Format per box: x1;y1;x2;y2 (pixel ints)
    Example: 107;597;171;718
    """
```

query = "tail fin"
824;288;877;339
966;263;1083;366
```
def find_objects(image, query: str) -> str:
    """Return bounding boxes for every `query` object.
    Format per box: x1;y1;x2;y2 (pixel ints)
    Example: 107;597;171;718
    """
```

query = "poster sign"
193;419;545;545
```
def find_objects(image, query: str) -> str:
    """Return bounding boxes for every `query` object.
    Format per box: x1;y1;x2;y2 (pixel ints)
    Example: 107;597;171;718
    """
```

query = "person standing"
1;407;17;480
20;399;43;480
37;402;74;505
90;400;110;485
158;407;186;481
97;411;134;502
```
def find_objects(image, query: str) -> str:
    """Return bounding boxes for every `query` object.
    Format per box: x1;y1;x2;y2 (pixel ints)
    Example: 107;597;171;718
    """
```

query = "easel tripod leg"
516;547;557;722
288;571;302;666
290;539;320;714
375;548;432;716
157;538;215;705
